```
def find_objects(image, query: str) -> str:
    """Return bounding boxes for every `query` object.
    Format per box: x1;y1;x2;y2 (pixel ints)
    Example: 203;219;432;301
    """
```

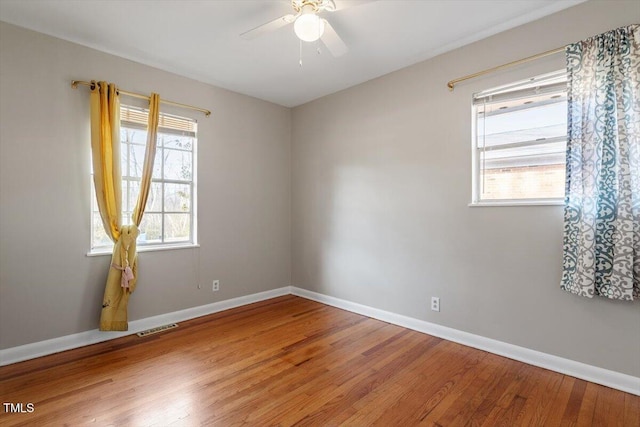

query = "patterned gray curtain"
561;25;640;300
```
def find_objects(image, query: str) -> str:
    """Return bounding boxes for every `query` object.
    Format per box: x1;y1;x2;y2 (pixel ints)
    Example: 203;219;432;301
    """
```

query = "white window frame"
89;105;198;255
470;70;568;207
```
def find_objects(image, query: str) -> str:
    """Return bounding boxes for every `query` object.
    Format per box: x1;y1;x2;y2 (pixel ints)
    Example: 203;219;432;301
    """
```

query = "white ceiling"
0;0;585;107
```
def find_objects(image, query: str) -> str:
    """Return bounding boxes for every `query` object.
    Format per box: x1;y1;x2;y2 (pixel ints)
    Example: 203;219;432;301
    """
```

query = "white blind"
120;105;197;137
474;72;568;171
473;70;567;106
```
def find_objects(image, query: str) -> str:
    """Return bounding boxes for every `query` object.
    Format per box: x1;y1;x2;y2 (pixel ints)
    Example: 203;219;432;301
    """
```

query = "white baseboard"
0;286;291;367
2;285;637;396
290;287;640;396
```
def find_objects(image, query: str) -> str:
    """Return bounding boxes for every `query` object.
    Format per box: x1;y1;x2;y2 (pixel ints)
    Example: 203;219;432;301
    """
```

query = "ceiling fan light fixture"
294;9;325;42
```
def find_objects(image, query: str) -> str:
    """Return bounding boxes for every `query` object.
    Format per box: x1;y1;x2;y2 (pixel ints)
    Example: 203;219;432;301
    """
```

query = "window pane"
164;183;191;212
122;128;147;145
478;139;567;200
480;162;566;200
147;182;163;212
129;145;145;178
91;189;99;211
138;213;162;244
473;72;567;203
478;101;567;148
163;149;192;181
161;134;194;151
120;142;128;177
122;212;133;227
129;181;162;213
482;140;566;169
92;212;112;248
153;149;162;179
164;213;190;242
128;145;162;179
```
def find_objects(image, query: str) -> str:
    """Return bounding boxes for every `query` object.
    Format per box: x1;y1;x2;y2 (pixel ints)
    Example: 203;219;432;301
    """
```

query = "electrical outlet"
431;297;440;312
212;280;220;292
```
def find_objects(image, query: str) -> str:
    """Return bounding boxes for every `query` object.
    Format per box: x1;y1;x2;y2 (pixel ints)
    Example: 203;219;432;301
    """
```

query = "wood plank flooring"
0;295;638;426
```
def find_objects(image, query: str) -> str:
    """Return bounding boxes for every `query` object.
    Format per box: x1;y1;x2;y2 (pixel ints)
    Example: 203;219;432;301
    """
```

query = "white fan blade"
240;14;296;40
321;20;348;57
329;0;378;12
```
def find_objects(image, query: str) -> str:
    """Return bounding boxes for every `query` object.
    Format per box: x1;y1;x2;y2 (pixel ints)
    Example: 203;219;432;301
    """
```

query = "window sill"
87;243;200;257
469;199;564;207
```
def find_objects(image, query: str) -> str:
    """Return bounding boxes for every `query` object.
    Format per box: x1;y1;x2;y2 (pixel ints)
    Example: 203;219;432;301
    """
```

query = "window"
471;71;567;205
91;105;197;251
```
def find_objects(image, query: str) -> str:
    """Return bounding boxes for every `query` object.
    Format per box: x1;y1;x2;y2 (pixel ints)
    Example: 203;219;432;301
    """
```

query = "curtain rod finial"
447;82;455;91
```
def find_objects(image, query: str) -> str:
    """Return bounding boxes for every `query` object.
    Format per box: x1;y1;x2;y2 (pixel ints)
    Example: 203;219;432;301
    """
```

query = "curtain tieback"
110;263;134;289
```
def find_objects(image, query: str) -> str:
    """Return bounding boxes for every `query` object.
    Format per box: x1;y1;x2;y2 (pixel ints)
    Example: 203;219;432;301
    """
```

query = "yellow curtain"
90;81;160;331
90;82;121;241
132;93;160;226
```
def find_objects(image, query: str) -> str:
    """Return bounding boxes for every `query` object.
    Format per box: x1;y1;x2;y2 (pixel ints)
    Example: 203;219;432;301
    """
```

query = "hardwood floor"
1;295;638;426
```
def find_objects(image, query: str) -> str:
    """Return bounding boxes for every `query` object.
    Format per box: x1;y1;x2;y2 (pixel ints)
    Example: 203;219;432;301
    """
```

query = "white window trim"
89;105;198;254
87;243;200;257
470;70;567;207
469;199;564;207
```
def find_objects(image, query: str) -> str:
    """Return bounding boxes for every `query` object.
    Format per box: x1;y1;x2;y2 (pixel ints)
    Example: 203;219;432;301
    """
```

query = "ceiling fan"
240;0;376;58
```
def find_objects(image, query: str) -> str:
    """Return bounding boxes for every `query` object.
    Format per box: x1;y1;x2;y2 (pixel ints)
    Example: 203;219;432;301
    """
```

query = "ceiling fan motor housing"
291;0;336;14
294;6;325;42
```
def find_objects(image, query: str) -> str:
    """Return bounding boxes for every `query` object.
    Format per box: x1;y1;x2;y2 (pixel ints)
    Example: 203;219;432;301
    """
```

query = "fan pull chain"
299;39;303;67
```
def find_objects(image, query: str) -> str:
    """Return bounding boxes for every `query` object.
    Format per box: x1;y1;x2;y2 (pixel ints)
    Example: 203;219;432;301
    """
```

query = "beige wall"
0;22;291;349
291;0;640;376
